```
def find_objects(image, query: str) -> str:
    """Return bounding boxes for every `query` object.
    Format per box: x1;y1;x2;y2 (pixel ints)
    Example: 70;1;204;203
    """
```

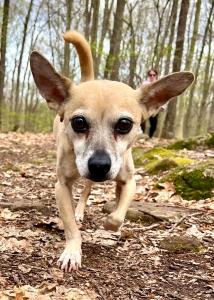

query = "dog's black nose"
88;151;111;182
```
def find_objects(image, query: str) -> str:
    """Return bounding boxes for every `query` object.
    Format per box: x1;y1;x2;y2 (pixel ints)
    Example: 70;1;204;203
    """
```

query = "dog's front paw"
103;213;123;232
75;205;85;222
57;248;82;272
75;210;84;222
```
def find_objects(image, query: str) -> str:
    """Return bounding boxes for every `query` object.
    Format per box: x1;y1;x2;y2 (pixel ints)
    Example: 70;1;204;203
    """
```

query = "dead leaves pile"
0;284;98;300
1;133;214;299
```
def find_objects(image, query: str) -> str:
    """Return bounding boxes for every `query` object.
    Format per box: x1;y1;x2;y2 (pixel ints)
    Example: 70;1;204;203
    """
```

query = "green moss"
133;147;194;172
133;147;177;168
205;133;214;148
173;157;194;165
168;139;198;150
159;236;202;253
30;160;44;165
0;163;21;172
143;147;176;159
159;167;214;200
147;159;178;175
47;151;57;158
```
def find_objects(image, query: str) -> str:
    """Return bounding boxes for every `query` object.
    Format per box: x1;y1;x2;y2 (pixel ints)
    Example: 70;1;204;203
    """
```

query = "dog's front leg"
103;177;136;231
75;180;93;222
55;181;82;272
103;149;136;231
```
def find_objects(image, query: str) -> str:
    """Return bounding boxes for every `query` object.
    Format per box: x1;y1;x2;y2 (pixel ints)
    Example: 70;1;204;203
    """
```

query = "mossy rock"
167;139;198;150
133;147;194;171
168;132;214;150
132;147;147;164
133;147;177;168
205;133;214;148
158;164;214;200
147;159;179;175
159;235;202;253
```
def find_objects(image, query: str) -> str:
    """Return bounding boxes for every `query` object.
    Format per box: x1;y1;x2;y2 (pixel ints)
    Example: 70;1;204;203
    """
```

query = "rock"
103;201;199;223
159;235;202;253
159;164;214;200
147;158;179;175
167;132;214;151
0;200;50;214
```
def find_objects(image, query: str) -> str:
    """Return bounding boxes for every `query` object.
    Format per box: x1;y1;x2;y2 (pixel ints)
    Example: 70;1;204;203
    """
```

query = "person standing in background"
140;68;163;138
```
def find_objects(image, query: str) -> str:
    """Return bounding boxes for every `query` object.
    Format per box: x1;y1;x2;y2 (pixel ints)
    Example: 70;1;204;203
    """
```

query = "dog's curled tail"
63;30;94;82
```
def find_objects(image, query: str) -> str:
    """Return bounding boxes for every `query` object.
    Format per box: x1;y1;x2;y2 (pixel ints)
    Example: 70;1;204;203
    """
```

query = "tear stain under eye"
114;129;118;141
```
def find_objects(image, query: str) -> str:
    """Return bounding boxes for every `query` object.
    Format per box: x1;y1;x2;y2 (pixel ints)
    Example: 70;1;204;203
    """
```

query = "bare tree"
63;0;73;77
91;0;100;68
164;0;178;75
185;0;214;137
104;0;126;81
152;0;171;69
0;0;10;131
161;0;190;139
94;0;114;78
15;0;34;113
196;20;214;135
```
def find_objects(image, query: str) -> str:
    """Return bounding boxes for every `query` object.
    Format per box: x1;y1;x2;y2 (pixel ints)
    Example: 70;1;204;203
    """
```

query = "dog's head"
30;31;194;182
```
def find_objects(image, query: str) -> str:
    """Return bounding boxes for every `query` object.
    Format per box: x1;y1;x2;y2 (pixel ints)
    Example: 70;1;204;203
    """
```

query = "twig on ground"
183;273;213;282
92;280;107;300
168;212;203;233
18;272;27;285
131;223;161;231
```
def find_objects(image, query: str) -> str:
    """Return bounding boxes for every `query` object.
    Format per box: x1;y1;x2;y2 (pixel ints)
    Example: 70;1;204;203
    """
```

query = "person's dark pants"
140;121;146;132
149;114;158;138
140;114;158;138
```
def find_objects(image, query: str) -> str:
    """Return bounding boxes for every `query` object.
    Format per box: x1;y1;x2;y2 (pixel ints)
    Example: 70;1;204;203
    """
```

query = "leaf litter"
0;133;214;299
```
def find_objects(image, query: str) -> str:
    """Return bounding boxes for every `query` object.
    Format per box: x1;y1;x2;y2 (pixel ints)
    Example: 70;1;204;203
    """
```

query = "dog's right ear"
30;51;72;113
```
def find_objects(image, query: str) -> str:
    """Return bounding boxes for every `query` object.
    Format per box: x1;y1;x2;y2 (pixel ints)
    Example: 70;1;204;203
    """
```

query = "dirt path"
0;133;214;299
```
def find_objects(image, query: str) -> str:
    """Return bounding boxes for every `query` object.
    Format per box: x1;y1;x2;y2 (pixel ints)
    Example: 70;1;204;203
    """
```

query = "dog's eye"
71;116;88;133
115;118;133;134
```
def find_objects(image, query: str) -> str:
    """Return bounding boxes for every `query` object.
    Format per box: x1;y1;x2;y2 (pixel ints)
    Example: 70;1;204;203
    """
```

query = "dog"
30;30;194;272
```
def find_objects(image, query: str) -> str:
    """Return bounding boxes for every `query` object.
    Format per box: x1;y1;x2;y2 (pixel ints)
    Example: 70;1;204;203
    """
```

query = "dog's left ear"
30;51;72;113
139;71;194;118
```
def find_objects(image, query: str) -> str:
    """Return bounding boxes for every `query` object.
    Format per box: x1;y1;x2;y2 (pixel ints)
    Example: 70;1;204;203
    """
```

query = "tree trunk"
185;0;214;137
104;0;126;81
63;0;72;77
185;0;201;71
196;24;214;136
164;0;178;75
175;0;202;139
91;0;100;70
161;0;190;139
125;2;139;88
84;0;91;41
0;0;10;131
94;0;114;79
152;0;170;69
47;2;55;65
15;0;34;113
208;86;214;132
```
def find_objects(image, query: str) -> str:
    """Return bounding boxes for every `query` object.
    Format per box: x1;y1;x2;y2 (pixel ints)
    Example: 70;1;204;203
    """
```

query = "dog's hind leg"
75;180;93;222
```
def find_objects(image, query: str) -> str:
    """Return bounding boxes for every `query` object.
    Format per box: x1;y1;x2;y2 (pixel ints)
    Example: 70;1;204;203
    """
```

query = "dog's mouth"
87;174;109;183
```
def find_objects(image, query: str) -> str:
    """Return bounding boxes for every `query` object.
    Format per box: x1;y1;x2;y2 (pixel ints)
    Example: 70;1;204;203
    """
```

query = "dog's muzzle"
88;150;111;182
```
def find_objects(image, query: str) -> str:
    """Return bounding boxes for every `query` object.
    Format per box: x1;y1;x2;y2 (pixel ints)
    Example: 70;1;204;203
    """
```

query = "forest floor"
0;132;214;300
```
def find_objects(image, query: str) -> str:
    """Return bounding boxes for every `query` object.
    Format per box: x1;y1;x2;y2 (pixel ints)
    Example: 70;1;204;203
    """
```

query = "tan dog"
30;30;194;272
